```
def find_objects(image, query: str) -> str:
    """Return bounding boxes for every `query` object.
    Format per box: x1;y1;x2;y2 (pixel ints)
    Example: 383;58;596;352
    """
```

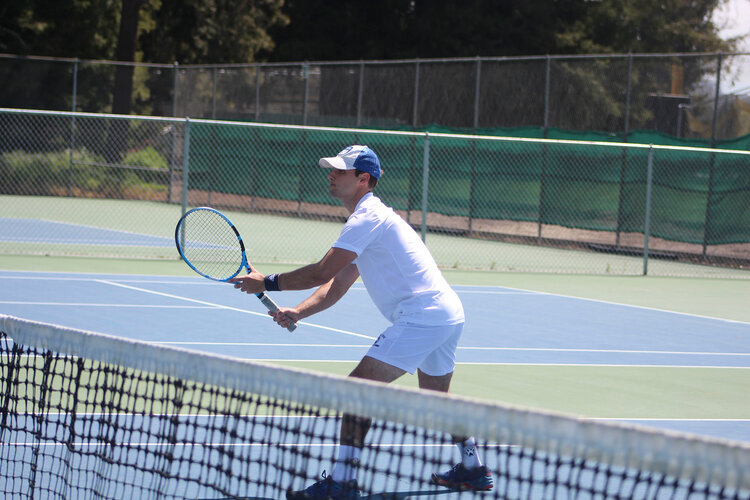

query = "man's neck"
342;190;371;215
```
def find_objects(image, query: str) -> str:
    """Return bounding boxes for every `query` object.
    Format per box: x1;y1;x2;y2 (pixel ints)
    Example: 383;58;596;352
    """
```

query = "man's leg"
286;356;405;499
416;369;471;454
419;369;493;491
332;356;406;483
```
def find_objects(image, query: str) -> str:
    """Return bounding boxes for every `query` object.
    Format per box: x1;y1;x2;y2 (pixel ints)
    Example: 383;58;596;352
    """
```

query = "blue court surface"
2;269;749;446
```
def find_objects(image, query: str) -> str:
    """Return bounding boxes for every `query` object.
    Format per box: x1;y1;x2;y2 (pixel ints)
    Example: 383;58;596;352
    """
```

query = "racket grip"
257;293;297;332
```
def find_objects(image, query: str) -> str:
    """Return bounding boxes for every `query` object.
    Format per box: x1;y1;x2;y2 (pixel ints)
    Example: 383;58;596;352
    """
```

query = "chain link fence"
1;108;749;277
2;52;750;141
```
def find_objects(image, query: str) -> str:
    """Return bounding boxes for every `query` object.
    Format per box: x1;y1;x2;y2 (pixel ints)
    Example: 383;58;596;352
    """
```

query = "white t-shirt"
332;193;464;326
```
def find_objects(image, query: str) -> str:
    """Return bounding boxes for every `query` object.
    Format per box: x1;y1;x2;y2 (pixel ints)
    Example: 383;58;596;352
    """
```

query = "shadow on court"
221;488;456;499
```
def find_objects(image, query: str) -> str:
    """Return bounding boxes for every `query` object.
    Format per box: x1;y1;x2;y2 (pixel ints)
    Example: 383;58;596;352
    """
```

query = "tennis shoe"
432;463;494;491
286;471;361;499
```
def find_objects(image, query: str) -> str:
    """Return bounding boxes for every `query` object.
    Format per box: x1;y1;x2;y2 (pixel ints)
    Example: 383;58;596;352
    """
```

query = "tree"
140;0;288;64
266;0;737;62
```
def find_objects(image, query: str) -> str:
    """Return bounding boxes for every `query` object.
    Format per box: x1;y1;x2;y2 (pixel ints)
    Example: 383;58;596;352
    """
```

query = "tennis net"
1;314;749;499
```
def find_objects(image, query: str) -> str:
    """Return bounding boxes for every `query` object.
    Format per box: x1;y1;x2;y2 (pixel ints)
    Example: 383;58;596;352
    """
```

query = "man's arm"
267;262;360;329
292;262;360;319
230;247;356;294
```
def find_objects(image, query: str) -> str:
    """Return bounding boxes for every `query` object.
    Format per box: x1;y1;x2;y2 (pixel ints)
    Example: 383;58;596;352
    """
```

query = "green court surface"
4;195;750;277
272;362;750;419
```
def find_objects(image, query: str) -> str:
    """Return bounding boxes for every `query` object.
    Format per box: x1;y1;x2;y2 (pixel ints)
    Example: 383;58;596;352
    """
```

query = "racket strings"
178;210;244;280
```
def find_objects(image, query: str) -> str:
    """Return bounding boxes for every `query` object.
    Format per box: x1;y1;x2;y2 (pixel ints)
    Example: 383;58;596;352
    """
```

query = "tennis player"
231;145;493;498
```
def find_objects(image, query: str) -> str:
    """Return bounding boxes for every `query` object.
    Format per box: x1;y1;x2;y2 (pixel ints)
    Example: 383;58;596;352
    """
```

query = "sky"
713;0;750;93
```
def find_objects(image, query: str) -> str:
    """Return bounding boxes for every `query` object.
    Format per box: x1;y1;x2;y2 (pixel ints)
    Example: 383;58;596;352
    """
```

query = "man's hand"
270;307;300;330
229;271;265;294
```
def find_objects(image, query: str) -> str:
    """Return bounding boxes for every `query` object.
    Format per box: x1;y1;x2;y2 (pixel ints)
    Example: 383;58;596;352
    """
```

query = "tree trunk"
106;0;144;164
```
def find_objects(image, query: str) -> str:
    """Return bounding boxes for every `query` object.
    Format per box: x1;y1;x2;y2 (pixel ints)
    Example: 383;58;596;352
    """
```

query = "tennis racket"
175;207;296;332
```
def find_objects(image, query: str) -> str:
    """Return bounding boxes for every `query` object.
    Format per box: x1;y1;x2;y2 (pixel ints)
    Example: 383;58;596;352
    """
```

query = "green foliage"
140;0;288;64
267;0;736;61
0;149;167;198
122;146;167;170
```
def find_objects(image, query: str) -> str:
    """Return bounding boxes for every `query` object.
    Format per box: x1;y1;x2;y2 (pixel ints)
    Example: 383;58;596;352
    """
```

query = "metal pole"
473;56;481;130
420;133;431;242
703;53;723;258
72;58;78;113
181;118;191;220
357;60;364;127
212;66;217;119
255;64;261;121
642;145;654;276
413;59;420;129
172;61;179;117
167;61;179;203
538;56;551;240
68;58;78;197
302;62;309;125
469;57;482;233
616;54;634;246
711;53;723;146
624;53;632;139
543;55;551;137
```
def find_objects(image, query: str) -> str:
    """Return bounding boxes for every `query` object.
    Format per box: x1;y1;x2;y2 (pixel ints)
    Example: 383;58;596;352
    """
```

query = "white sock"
457;437;482;469
331;445;361;483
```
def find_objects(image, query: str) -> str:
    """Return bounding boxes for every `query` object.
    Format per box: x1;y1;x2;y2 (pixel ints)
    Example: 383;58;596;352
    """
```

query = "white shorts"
365;321;464;376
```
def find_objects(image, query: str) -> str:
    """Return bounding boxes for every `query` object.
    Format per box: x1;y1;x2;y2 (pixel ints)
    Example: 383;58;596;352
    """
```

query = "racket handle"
256;292;297;332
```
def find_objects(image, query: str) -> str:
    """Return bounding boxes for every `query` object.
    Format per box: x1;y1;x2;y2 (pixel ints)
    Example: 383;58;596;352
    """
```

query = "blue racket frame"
175;207;296;332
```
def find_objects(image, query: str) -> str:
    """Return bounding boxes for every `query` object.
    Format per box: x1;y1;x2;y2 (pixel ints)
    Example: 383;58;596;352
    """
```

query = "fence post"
413;59;421;129
212;66;217;119
616;54;634;247
469;57;482;233
538;56;552;240
703;53;722;259
168;61;180;203
643;145;654;276
172;62;179;117
302;62;309;125
543;55;551;137
624;53;632;139
711;52;722;147
181;118;191;219
68;58;79;197
255;63;261;122
420;133;431;242
357;60;365;127
473;56;481;130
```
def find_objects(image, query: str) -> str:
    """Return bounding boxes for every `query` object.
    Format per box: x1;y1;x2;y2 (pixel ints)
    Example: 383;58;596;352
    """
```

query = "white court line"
587;418;750;422
457;346;750;356
0;301;215;309
150;341;749;357
155;342;370;347
96;279;377;341
448;362;750;369
484;283;750;326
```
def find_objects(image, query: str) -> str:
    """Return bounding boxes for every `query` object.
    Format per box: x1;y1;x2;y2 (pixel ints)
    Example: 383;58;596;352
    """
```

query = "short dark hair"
355;169;378;189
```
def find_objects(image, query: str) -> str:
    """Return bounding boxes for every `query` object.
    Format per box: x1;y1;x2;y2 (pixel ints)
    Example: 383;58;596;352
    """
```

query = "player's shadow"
231;488;455;499
362;489;456;499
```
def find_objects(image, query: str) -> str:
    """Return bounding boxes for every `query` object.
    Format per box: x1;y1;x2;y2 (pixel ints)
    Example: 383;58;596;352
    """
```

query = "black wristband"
263;273;280;292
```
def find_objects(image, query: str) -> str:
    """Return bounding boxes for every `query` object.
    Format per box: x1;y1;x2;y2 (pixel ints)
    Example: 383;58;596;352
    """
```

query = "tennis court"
2;256;750;498
2;264;749;431
2;198;750;498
